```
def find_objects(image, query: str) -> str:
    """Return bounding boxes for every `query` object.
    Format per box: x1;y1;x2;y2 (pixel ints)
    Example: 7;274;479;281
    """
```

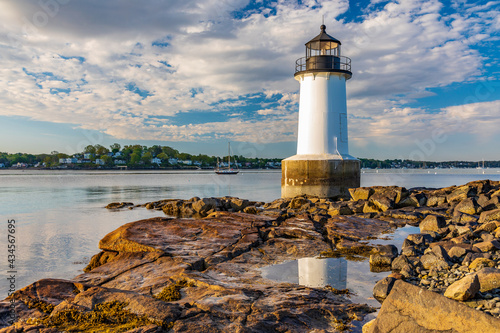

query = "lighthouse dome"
306;24;342;56
295;25;351;79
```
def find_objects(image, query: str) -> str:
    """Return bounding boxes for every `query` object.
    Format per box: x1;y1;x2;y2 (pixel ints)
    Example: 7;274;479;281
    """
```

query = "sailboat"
476;159;485;169
215;142;239;175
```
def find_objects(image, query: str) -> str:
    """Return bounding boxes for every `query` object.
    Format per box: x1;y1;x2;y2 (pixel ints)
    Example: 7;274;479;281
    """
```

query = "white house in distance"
151;157;162;165
59;158;78;164
281;24;360;199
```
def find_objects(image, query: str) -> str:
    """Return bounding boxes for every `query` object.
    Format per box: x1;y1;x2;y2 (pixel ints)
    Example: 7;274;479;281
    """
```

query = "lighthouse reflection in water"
298;258;347;289
260;257;347;290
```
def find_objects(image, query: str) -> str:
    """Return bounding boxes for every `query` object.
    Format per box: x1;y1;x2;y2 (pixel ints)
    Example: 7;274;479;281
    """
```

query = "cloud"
349;99;500;152
0;0;497;153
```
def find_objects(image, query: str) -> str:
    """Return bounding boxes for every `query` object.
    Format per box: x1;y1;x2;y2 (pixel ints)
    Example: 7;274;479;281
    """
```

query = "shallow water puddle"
259;225;421;309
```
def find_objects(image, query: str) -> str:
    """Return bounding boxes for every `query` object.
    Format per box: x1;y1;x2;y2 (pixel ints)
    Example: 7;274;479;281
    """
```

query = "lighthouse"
281;25;360;198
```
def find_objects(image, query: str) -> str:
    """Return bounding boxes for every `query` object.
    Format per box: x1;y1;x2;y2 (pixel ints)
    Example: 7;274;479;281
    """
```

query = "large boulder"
349;187;374;201
370;244;399;268
420;253;450;270
192;198;218;216
446;185;475;203
427;195;446;207
473;240;500;253
372;277;396;304
368;187;408;212
476;267;500;292
469;258;496;271
398;192;427;208
364;280;500;333
443;274;480;301
420;215;446;232
479;208;500;223
483;196;500;211
453;197;479;216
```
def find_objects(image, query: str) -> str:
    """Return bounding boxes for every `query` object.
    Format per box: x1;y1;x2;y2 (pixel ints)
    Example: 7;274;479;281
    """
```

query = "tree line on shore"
0;144;496;170
0;144;282;169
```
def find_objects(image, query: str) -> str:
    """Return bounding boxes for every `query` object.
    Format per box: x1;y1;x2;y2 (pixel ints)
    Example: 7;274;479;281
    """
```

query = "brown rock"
473;240;500;252
462;252;492;266
453;197;479;215
448;246;468;259
483;196;500;211
443;274;479;301
373;277;396;303
420;215;446;232
420;253;450;270
289;197;310;209
459;213;479;224
388;272;405;280
479;208;500;223
61;286;181;324
431;245;452;263
391;255;413;271
125;325;163;333
106;202;134;209
455;225;473;235
229;198;250;211
476;221;500;233
477;193;490;208
401;246;418;257
369;253;393;267
242;206;258;214
446;185;474;203
192;198;218;215
369;192;394;212
324;215;393;244
476;267;500;292
363;201;381;213
426;195;446;207
9;279;86;307
84;250;118;272
469;258;496;271
328;202;353;216
162;200;183;216
407;233;433;245
349;187;374;201
373;244;399;258
364;280;500;333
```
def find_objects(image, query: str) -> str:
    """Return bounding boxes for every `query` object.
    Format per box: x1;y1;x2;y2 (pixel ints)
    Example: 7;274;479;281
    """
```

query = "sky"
0;0;499;161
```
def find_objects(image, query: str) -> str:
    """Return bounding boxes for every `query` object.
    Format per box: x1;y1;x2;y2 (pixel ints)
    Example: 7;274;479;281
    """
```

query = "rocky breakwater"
366;179;500;332
1;180;499;332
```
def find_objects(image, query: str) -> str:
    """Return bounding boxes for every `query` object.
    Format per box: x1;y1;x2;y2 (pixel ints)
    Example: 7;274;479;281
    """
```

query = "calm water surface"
1;168;499;299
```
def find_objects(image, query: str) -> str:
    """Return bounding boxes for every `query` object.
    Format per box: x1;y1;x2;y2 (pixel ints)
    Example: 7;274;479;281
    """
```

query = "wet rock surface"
2;180;500;332
364;280;500;333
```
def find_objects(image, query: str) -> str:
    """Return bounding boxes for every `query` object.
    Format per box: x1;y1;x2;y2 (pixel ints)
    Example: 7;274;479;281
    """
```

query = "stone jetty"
1;180;499;332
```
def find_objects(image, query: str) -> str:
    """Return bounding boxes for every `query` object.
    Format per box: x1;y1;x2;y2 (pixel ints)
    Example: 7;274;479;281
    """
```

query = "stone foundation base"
281;156;360;199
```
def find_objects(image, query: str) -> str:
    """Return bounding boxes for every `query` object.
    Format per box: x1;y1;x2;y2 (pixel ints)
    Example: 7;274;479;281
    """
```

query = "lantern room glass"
306;41;340;58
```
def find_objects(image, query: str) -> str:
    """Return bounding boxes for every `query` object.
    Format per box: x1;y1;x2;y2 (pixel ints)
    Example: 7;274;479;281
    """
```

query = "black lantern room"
295;25;352;79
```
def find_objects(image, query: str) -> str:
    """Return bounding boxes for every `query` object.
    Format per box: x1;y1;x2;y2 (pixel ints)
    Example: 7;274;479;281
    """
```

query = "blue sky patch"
126;82;152;99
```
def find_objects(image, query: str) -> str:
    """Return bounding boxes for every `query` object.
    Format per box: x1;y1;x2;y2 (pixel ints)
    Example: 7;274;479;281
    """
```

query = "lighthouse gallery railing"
295;56;351;74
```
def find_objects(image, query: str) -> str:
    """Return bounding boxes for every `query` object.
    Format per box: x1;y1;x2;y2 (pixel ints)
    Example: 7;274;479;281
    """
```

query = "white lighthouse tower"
281;25;360;198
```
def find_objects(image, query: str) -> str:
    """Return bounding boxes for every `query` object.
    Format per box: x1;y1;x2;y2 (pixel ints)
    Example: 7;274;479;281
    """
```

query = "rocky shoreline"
1;180;500;332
